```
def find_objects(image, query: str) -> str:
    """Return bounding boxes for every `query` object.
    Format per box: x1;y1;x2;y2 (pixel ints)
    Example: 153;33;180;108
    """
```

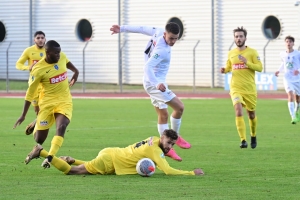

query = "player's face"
46;47;61;64
34;34;46;48
159;135;176;154
164;32;179;46
234;31;246;48
285;39;294;50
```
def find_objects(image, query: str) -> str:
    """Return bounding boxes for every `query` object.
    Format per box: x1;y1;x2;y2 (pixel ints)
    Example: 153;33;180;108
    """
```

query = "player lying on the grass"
26;129;204;176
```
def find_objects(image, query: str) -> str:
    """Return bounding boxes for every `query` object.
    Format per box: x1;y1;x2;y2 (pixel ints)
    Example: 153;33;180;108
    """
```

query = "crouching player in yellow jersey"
15;31;47;135
13;40;79;168
24;129;204;176
221;27;263;149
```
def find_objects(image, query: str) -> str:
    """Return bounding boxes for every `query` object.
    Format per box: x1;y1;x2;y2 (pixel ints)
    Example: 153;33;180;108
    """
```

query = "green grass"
1;98;300;200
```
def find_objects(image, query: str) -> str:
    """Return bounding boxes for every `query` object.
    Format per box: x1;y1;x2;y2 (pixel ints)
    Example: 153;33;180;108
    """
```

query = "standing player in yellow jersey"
23;129;204;176
13;40;79;168
16;31;46;135
220;27;263;149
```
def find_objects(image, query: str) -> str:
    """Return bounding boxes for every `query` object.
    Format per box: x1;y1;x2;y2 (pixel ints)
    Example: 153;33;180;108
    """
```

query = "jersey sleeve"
246;50;263;72
144;48;165;86
120;25;163;36
224;52;232;73
25;69;42;102
149;148;195;175
16;49;30;71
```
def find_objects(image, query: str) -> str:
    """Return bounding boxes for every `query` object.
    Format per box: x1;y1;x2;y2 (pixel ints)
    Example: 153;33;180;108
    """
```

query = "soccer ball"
136;158;155;177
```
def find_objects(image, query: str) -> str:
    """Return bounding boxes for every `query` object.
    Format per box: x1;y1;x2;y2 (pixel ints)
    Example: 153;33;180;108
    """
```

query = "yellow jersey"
26;52;72;105
224;46;263;94
111;136;195;175
16;45;45;71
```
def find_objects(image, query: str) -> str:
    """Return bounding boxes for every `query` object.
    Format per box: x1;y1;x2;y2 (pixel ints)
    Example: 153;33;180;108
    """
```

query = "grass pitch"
1;98;300;200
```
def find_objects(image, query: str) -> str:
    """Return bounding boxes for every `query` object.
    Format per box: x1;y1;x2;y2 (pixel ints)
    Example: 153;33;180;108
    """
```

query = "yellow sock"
249;117;257;137
236;116;246;141
51;156;71;174
40;149;48;158
48;136;64;156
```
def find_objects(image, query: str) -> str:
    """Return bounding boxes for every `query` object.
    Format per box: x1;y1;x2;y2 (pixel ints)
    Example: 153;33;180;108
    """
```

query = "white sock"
170;116;181;135
288;102;295;118
157;124;169;136
297;103;300;113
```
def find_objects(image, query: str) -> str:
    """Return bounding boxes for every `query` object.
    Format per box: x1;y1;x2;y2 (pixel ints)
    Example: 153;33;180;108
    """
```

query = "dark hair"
165;22;180;35
34;31;45;37
162;129;178;140
45;40;60;50
233;26;247;37
285;35;295;43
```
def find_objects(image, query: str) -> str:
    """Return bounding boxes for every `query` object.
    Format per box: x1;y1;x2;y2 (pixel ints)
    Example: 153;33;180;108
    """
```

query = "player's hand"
293;70;299;76
13;115;26;129
110;25;120;35
238;55;247;64
275;71;280;77
156;83;166;92
29;61;38;71
69;74;78;87
34;106;40;116
194;168;204;176
220;68;226;74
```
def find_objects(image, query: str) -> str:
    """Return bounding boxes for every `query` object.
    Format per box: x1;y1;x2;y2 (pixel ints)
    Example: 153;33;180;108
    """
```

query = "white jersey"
278;50;300;82
120;25;171;87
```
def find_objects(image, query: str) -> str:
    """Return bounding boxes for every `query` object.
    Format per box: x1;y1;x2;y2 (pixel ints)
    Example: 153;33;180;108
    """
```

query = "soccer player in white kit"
110;22;191;161
275;35;300;124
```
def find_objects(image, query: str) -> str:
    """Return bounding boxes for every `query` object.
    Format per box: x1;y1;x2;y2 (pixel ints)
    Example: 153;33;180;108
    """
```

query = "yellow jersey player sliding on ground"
23;129;204;176
13;40;79;168
16;31;46;135
220;26;263;149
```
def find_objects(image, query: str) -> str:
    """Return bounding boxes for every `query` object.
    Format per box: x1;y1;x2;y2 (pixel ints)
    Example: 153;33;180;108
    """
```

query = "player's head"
233;26;247;48
34;31;46;49
284;35;295;50
164;22;180;46
45;40;61;63
159;129;178;154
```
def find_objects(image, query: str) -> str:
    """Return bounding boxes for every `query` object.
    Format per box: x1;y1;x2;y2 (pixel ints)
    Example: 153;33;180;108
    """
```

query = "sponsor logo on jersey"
153;53;160;59
233;63;247;70
40;53;43;57
49;72;67;84
40;120;48;126
54;65;59;70
153;41;156;46
160;153;165;158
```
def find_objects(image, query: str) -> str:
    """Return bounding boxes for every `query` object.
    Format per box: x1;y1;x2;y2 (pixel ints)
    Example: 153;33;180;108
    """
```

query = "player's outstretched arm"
13;100;31;129
66;62;79;87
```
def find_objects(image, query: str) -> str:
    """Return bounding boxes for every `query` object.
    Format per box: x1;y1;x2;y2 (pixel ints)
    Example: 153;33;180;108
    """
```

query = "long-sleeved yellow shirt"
16;45;45;71
224;46;263;94
111;136;195;175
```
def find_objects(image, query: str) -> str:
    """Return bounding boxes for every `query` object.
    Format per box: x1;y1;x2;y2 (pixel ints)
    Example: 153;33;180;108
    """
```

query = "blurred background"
0;0;299;93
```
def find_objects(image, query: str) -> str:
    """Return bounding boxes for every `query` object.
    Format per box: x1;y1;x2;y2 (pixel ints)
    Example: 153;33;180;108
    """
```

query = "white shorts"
143;84;176;109
283;79;300;95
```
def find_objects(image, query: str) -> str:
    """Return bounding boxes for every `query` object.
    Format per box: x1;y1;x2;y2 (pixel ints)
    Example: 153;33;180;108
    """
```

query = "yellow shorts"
34;101;73;131
230;92;257;111
84;148;115;175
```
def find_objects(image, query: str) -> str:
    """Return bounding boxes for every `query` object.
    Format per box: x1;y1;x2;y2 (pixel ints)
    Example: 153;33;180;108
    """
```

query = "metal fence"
1;39;299;93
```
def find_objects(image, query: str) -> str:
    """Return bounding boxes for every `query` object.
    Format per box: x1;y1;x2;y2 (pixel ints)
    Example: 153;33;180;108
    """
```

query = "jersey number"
134;140;147;149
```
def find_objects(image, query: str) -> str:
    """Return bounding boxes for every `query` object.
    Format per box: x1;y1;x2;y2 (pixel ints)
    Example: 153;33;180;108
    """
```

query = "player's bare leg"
167;97;191;149
155;107;182;161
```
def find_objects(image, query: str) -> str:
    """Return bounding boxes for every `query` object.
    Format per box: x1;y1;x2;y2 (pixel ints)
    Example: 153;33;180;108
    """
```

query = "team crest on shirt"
160;153;165;158
233;97;240;102
40;120;48;126
153;54;160;59
40;53;43;57
31;76;34;81
257;56;260;61
54;65;59;70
